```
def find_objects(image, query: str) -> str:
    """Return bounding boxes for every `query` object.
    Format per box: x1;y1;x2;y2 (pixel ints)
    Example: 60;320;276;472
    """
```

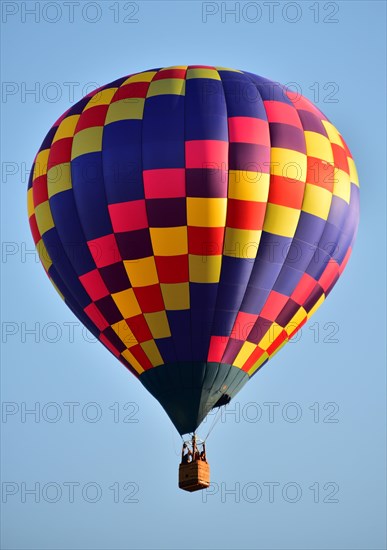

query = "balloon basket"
178;460;210;492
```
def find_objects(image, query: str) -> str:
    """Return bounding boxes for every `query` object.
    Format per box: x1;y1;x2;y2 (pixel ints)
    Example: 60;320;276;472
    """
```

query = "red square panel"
155;255;189;283
129;344;153;371
266;329;287;355
33;176;49;207
264;100;302;128
207;335;229;363
108;200;148;232
188;226;224;256
133;284;165;313
126;314;153;342
331;143;349;173
306;157;335;192
143;168;186;199
113;82;149;102
291;272;316;305
75;105;108;132
260;291;289;321
233;311;259;341
153;69;186;80
47;138;72;169
87;234;121;268
268;175;305;209
185;140;228;170
226;199;266;230
79;269;110;301
242;346;265;372
84;302;109;331
228;117;269;145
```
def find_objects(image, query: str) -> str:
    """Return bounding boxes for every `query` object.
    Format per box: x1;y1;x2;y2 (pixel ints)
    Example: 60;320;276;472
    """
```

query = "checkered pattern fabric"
28;66;359;380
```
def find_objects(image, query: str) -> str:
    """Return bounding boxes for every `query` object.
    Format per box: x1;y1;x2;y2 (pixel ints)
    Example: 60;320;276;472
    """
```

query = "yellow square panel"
105;98;145;124
187;198;227;227
111;320;137;348
258;322;283;351
121;349;144;374
347;157;359;187
223;227;262;258
33;149;50;180
112;288;142;319
27;188;34;217
35;201;54;235
189;254;222;283
161;282;190;310
302;183;332;220
141;340;164;367
71;127;103;159
52;115;80;142
36;239;52;271
124;257;159;287
307;293;325;318
47;163;72;197
187;69;220;80
228;171;270;202
333;168;351;204
144;311;171;339
270;148;307;181
289;307;307;328
247;350;269;377
83;88;117;110
304;131;333;163
147;79;186;97
160;65;187;70
123;72;157;85
150;227;188;256
263;203;300;238
321;120;343;146
233;341;256;368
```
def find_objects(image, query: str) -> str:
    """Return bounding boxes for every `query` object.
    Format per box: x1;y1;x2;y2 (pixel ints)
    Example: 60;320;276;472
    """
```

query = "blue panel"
50;190;95;275
185;78;228;141
71;152;113;240
102;120;144;202
43;228;91;308
142;95;185;170
218;71;267;118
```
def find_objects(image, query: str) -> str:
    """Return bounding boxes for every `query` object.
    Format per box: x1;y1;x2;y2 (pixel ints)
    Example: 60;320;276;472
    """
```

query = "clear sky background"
1;1;386;549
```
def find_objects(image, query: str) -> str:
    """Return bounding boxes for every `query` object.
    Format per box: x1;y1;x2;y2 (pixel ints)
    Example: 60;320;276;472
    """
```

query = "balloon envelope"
28;66;359;434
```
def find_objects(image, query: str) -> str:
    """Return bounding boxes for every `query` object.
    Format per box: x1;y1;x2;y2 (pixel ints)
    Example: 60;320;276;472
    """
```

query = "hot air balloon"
27;66;359;492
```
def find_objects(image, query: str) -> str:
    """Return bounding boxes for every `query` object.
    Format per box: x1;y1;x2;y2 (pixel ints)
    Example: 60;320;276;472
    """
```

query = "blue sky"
1;1;386;549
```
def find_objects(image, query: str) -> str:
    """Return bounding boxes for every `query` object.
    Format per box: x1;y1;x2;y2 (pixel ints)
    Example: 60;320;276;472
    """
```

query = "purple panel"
146;198;186;227
269;123;306;154
115;229;153;260
303;284;324;313
94;295;123;325
275;298;300;327
247;317;271;344
101;326;126;352
297;110;328;136
100;262;130;294
222;339;244;364
229;143;270;171
186;168;228;197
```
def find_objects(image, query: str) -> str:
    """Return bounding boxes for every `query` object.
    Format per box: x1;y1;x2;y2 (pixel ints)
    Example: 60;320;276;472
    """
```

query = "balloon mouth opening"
139;361;249;435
